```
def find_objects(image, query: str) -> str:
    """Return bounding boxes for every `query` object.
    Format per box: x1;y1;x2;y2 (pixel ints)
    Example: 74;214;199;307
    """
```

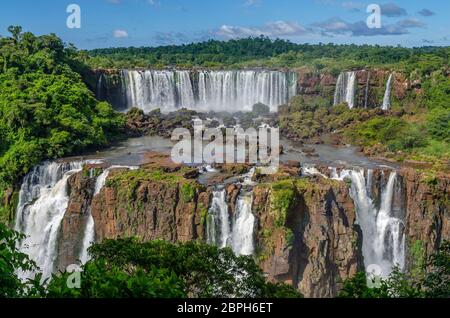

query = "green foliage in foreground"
0;224;301;298
339;241;450;298
46;238;302;298
2;223;449;299
0;223;39;297
0;26;125;188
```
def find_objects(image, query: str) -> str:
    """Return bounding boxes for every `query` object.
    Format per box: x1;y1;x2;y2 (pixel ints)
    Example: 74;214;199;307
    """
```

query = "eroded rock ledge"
58;160;449;298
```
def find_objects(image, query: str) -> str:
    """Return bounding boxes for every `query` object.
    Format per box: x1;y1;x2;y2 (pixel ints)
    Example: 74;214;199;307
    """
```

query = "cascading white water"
231;191;255;256
16;160;139;278
121;69;297;112
15;161;83;280
331;168;405;277
374;172;405;272
97;73;104;99
177;70;196;108
78;169;110;264
364;71;370;109
79;165;138;264
207;190;231;248
301;165;328;178
207;186;255;256
381;73;393;111
124;69;178;112
334;71;357;109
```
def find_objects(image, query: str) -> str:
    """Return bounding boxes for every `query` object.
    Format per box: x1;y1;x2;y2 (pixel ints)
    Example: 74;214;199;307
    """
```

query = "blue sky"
0;0;448;49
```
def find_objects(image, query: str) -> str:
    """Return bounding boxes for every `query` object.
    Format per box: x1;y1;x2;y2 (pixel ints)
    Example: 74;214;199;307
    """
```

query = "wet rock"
401;168;450;267
226;183;242;216
56;172;96;271
255;178;363;298
301;147;316;154
183;169;200;179
286;160;301;168
91;168;211;244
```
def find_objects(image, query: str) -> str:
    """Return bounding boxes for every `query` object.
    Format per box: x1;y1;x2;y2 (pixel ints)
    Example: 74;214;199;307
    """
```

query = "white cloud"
397;18;426;29
312;16;426;37
113;29;129;38
243;0;261;7
418;9;435;17
109;0;159;5
341;1;365;12
380;3;407;17
215;21;308;39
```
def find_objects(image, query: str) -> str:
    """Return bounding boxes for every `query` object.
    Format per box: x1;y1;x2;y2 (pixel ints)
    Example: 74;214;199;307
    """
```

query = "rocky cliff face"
401;168;450;267
253;177;363;298
82;165;365;298
93;69;128;110
56;171;96;271
52;160;449;297
91;167;211;244
294;68;412;108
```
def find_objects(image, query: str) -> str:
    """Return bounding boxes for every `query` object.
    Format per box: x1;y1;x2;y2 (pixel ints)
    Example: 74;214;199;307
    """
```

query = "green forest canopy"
87;36;450;72
0;223;302;298
0;26;125;188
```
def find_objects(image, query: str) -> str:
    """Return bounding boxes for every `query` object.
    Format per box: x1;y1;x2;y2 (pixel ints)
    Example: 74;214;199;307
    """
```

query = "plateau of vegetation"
88;36;449;74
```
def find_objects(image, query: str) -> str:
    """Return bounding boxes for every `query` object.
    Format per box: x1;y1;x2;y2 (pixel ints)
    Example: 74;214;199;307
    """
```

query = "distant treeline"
87;36;450;71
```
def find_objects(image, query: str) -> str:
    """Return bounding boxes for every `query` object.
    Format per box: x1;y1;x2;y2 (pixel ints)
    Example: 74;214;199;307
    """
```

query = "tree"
7;26;22;44
338;272;388;298
45;239;302;298
0;27;125;188
423;241;450;298
0;223;39;297
339;241;450;298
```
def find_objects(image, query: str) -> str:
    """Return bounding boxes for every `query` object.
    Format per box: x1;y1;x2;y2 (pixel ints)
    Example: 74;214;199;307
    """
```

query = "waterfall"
334;71;357;109
364;71;370;109
15;160;139;278
381;73;393;111
97;73;104;99
14;161;83;280
119;69;297;112
332;168;405;277
79;165;138;264
207;190;231;248
207;188;255;256
302;165;328;178
177;70;196;108
123;69;177;112
78;169;110;264
231;191;255;256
